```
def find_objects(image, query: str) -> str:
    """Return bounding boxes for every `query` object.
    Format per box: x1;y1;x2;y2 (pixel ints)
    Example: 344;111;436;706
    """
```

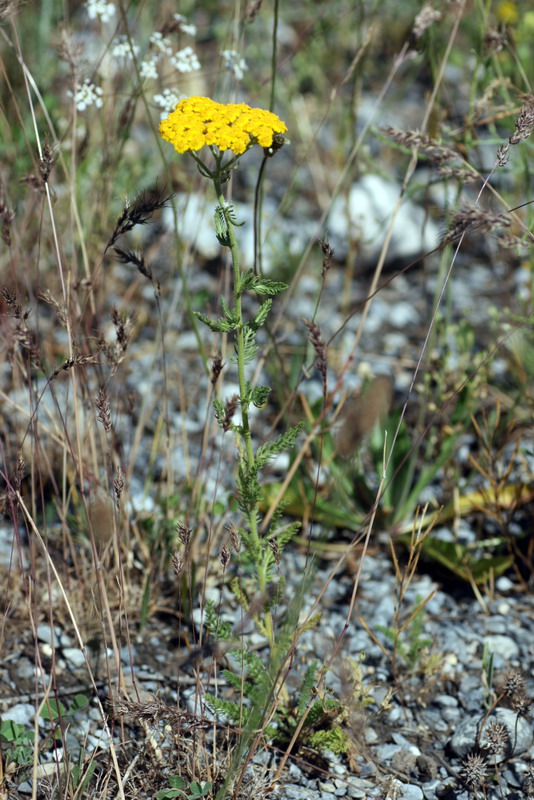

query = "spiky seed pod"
501;668;526;698
481;721;509;755
460;753;488;789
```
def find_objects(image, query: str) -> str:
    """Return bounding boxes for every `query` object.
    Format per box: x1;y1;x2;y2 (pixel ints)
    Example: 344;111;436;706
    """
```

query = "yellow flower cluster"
159;96;287;156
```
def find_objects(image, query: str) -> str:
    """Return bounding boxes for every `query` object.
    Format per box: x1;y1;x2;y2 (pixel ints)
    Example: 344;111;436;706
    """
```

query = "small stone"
37;623;59;647
283;785;316;800
1;703;34;726
332;763;347;776
375;743;405;761
288;762;302;780
483;634;519;662
364;726;379;743
399;785;423;800
433;695;458;707
16;660;38;680
495;576;513;592
321;782;337;792
346;785;367;799
359;761;376;777
421;780;442;799
62;648;85;668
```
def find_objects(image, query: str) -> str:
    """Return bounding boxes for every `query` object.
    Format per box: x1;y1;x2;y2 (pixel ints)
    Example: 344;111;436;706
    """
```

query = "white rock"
163;194;305;273
1;703;35;726
328;175;439;263
62;648;86;668
483;634;519;661
37;623;59;647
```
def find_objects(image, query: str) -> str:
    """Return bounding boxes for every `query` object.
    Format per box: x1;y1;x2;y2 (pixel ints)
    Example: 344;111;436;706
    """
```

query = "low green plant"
69;750;97;796
0;720;34;766
155;777;212;800
0;694;89;769
204;644;351;757
261;369;473;542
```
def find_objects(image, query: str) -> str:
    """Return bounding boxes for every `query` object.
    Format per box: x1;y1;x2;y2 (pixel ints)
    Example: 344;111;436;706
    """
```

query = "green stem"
269;0;280;112
213;172;274;647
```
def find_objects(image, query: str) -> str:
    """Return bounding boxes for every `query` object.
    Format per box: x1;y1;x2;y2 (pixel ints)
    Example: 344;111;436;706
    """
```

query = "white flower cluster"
153;88;186;119
149;31;173;55
68;80;103;111
170;46;201;73
85;0;115;23
221;49;248;81
140;55;159;80
174;13;197;37
108;23;201;83
111;36;140;59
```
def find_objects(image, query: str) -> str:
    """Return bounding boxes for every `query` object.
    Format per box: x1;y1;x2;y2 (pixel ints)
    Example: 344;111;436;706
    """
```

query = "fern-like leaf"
255;422;305;470
203;694;244;725
250;299;272;331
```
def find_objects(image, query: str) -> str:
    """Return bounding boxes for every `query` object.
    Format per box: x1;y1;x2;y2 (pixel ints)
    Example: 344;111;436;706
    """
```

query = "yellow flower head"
159;96;287;156
496;0;518;24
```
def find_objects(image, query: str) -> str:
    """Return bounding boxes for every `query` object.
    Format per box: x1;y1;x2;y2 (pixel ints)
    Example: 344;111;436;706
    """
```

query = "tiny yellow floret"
159;96;287;156
496;0;518;24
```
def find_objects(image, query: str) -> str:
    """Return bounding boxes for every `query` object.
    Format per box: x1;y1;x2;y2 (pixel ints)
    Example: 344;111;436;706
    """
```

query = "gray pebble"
399;785;424;800
449;708;532;758
59;631;73;648
421;780;442;799
358;761;376;777
375;743;406;761
62;648;86;668
320;782;337;792
1;703;34;726
433;695;458;708
16;660;38;680
346;786;366;799
483;635;519;662
283;785;319;799
363;727;379;744
36;623;59;647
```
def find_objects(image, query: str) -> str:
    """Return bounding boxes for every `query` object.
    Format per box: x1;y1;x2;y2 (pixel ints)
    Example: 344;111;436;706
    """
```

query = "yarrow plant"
160;96;299;652
159;96;286;155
